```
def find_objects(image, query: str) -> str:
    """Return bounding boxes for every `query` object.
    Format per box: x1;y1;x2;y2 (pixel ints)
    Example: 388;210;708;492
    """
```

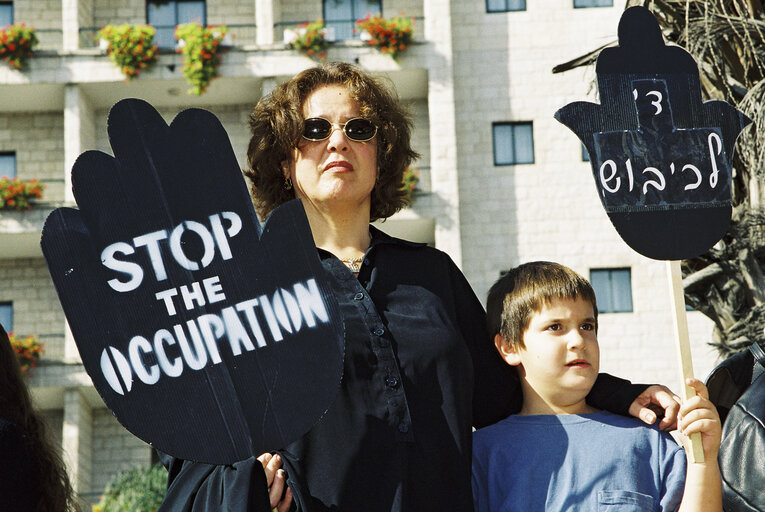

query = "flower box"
9;332;43;375
355;14;414;59
287;20;332;60
175;24;228;96
98;24;158;80
0;177;44;211
0;23;38;70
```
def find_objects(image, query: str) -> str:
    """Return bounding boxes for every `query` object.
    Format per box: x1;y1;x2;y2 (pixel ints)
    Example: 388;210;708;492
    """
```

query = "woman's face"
282;84;378;215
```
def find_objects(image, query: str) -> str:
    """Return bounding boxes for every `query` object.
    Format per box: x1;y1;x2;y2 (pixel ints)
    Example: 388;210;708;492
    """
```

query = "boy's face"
497;296;600;412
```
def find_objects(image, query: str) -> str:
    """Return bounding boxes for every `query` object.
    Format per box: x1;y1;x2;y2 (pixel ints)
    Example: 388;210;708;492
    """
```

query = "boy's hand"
257;453;293;512
677;378;722;461
629;384;681;431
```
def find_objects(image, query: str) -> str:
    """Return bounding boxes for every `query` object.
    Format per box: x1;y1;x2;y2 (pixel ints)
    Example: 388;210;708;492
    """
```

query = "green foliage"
289;19;330;60
92;464;167;512
98;24;158;80
0;23;39;70
175;23;228;96
401;167;420;204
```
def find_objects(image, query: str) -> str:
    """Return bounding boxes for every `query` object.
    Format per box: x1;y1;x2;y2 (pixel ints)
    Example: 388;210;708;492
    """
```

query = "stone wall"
93;0;146;27
13;0;63;49
90;408;154;497
0;258;66;360
0;112;66;204
208;0;256;45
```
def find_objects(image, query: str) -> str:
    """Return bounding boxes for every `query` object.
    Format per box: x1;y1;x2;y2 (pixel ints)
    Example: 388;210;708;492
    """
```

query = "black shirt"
160;227;646;512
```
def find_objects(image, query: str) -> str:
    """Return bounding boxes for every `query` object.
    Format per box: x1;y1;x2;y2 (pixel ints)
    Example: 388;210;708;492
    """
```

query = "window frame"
322;0;383;41
492;121;535;166
146;0;207;48
0;2;12;27
0;151;16;178
0;302;12;333
486;0;526;13
589;267;633;314
573;0;613;8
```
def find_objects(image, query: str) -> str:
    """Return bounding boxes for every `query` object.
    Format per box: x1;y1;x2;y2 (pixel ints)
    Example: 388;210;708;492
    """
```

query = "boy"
473;261;722;512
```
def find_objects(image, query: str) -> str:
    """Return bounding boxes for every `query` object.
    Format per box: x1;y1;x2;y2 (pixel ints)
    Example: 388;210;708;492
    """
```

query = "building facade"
0;0;720;505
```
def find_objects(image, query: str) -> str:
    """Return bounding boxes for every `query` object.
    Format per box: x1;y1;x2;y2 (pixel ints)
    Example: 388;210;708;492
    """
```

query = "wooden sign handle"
666;260;705;463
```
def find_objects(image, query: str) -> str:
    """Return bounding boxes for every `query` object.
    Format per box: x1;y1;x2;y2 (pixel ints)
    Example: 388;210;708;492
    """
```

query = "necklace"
340;256;364;273
338;230;372;273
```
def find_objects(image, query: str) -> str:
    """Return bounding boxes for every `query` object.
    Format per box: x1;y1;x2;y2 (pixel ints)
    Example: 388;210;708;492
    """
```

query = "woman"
160;62;679;512
0;325;81;512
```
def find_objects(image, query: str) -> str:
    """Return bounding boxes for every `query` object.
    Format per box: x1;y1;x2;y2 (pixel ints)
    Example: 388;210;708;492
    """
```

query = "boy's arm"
677;378;723;512
588;374;680;429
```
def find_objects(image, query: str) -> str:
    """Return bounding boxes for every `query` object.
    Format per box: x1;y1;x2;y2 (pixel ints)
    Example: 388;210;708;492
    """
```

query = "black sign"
41;99;345;464
555;6;751;260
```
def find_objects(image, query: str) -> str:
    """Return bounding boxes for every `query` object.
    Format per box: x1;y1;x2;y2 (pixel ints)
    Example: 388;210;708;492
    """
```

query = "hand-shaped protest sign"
555;6;752;462
41;99;344;464
555;6;751;261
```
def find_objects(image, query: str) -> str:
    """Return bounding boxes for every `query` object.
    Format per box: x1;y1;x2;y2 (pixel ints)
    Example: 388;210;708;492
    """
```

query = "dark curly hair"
0;325;81;511
245;62;419;221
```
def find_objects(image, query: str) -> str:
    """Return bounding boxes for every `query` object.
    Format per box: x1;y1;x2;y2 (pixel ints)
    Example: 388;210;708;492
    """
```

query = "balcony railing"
8;17;424;53
79;23;257;50
33;28;62;51
276;16;424;45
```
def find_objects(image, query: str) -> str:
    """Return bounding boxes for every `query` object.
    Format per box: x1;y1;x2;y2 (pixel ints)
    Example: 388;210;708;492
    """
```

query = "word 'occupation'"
100;278;329;395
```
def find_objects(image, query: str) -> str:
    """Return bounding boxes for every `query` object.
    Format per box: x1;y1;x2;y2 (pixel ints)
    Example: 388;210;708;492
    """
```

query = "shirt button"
353;292;364;301
372;327;385;336
385;376;399;388
398;423;409;433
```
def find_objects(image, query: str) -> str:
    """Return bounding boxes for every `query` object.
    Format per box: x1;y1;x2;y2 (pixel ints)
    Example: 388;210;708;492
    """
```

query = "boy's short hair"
487;261;598;349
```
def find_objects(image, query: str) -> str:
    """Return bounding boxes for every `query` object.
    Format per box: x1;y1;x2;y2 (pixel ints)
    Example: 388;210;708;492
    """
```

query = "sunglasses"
302;117;378;142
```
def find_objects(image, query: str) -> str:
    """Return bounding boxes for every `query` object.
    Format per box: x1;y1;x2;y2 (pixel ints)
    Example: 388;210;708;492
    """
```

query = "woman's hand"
257;453;293;512
628;384;681;430
677;378;722;460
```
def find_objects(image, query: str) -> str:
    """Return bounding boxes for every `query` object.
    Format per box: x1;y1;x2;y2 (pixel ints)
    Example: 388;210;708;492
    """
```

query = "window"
147;0;206;48
581;144;590;162
0;2;12;27
0;152;16;178
0;303;12;332
590;268;633;313
493;122;534;165
487;0;526;12
574;0;613;7
323;0;381;41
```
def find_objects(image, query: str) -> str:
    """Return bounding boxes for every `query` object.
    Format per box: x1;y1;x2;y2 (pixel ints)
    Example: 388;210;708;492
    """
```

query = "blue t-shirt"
472;411;686;511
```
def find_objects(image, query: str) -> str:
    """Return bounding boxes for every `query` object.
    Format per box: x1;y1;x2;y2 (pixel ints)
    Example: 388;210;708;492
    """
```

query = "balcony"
0;13;432;253
0;203;55;258
0;37;428;113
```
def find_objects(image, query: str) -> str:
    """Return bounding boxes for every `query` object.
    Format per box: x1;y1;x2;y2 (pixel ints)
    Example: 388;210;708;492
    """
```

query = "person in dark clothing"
0;324;81;512
159;62;681;512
